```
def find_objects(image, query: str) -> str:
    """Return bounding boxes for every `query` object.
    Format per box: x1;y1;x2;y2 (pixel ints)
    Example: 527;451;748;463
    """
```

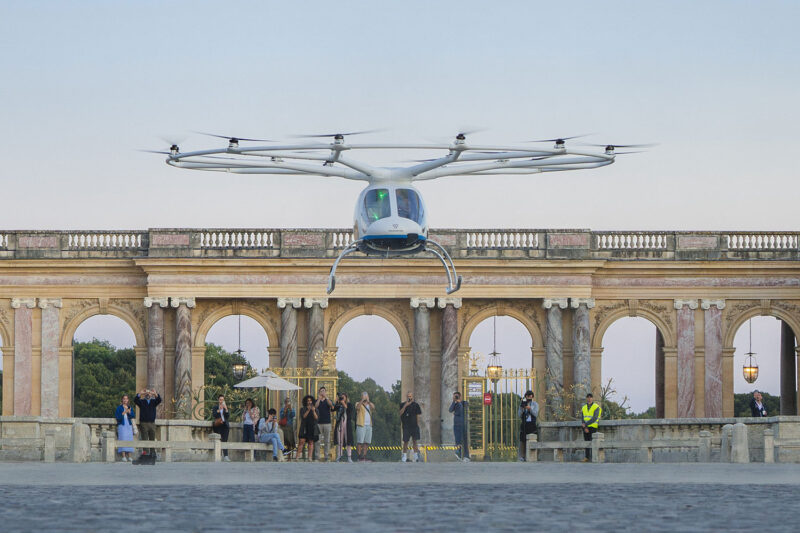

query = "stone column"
171;297;195;419
543;298;568;418
780;320;797;415
655;329;665;418
702;299;725;418
38;298;62;418
570;298;595;401
674;299;698;418
11;297;36;415
144;297;168;415
278;298;302;368
411;297;435;443
438;297;461;445
304;297;328;373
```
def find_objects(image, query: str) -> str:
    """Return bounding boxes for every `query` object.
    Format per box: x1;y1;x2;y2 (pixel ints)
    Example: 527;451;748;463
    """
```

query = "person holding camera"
297;395;319;461
449;392;466;460
517;390;538;462
314;387;334;461
399;391;422;462
355;391;375;462
212;395;231;461
132;388;161;465
257;408;290;461
334;392;355;462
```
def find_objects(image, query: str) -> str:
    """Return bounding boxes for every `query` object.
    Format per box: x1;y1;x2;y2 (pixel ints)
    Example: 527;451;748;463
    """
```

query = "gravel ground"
0;463;797;532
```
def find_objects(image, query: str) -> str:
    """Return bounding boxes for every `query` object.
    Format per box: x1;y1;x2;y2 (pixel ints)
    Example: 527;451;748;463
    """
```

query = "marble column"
304;297;328;373
38;298;62;418
11;297;36;415
411;297;435;444
144;297;168;415
570;298;595;401
543;298;568;418
655;329;665;418
674;299;698;418
438;297;461;445
702;299;725;418
780;321;797;415
278;298;302;369
171;297;195;419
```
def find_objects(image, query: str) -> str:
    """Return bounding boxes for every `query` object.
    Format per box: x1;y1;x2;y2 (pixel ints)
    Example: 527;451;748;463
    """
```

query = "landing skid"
327;238;462;295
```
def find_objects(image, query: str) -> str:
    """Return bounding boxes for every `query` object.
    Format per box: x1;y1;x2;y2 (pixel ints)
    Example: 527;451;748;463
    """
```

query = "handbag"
312;422;320;439
131;418;139;436
279;410;288;427
213;417;223;427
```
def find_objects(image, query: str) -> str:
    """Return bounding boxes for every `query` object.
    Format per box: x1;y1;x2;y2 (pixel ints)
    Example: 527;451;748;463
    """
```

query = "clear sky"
3;1;798;411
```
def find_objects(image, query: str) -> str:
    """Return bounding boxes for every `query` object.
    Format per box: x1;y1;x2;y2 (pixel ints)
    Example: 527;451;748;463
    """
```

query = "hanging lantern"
742;318;759;384
486;316;503;382
232;362;247;380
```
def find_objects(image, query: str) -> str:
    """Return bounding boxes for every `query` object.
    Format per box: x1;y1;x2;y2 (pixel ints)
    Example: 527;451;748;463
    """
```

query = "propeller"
526;134;590;145
195;131;274;143
290;129;384;139
582;142;657;151
138;149;172;155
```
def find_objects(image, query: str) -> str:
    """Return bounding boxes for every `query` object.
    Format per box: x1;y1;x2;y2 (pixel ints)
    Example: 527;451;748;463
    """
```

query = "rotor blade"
138;149;171;155
195;131;275;142
289;128;385;138
613;150;645;154
582;142;657;148
526;133;591;143
158;134;188;146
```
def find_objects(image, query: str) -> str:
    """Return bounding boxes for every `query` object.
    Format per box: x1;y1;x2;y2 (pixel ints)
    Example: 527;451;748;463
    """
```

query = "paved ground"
1;463;798;532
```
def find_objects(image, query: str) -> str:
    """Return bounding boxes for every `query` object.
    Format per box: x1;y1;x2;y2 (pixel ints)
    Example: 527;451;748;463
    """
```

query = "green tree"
734;391;780;417
73;339;135;418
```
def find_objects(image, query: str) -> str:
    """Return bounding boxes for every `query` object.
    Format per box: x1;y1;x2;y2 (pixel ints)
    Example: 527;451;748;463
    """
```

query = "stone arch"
193;303;279;349
459;303;543;351
326;303;411;350
61;303;146;349
723;305;800;349
592;307;673;350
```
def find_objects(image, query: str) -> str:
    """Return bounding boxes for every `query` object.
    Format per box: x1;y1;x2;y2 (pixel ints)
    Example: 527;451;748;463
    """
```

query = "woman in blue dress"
115;394;136;462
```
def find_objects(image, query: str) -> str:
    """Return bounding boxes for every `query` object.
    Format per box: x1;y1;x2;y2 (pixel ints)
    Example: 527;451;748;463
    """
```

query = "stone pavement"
0;463;798;532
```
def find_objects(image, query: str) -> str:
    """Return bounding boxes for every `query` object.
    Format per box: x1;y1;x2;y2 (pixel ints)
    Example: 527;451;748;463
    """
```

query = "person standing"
241;398;260;443
115;394;136;462
750;390;768;417
314;387;334;461
399;391;422;462
258;408;290;461
297;395;318;461
132;388;161;465
355;391;375;462
212;395;231;462
449;392;465;460
280;397;296;454
334;392;355;463
580;393;602;462
517;390;539;462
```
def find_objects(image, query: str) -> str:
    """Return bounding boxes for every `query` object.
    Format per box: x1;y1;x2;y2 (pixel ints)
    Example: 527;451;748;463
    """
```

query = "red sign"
483;392;492;406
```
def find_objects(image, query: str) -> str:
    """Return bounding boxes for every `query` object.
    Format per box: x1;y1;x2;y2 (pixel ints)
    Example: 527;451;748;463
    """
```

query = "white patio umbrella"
234;371;301;391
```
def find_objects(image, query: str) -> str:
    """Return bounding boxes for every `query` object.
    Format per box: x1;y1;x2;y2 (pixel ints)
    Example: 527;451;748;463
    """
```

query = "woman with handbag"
241;398;260;443
211;395;231;461
333;392;355;462
297;395;318;462
114;394;136;462
279;397;296;454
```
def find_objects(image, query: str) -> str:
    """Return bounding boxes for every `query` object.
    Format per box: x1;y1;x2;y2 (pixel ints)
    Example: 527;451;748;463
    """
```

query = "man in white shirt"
356;392;376;462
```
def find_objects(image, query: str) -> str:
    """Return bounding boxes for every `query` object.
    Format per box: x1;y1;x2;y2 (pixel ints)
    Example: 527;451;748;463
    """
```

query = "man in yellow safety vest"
580;393;602;462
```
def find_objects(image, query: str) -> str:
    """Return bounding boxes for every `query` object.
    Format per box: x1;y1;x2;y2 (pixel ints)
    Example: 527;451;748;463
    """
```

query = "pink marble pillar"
171;297;195;419
12;298;36;415
144;297;169;415
674;299;698;418
39;298;62;418
438;297;461;445
702;299;724;418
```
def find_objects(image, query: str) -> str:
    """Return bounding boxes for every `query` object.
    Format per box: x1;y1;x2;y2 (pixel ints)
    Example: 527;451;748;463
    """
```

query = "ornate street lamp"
742;318;759;384
232;314;247;380
486;316;503;382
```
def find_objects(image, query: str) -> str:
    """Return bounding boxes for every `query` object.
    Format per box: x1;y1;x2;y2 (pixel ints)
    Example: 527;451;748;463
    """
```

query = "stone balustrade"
1;228;798;260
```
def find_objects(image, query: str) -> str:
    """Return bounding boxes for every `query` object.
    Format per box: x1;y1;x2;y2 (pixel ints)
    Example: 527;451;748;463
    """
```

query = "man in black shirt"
132;388;161;465
314;386;334;461
399;391;422;462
